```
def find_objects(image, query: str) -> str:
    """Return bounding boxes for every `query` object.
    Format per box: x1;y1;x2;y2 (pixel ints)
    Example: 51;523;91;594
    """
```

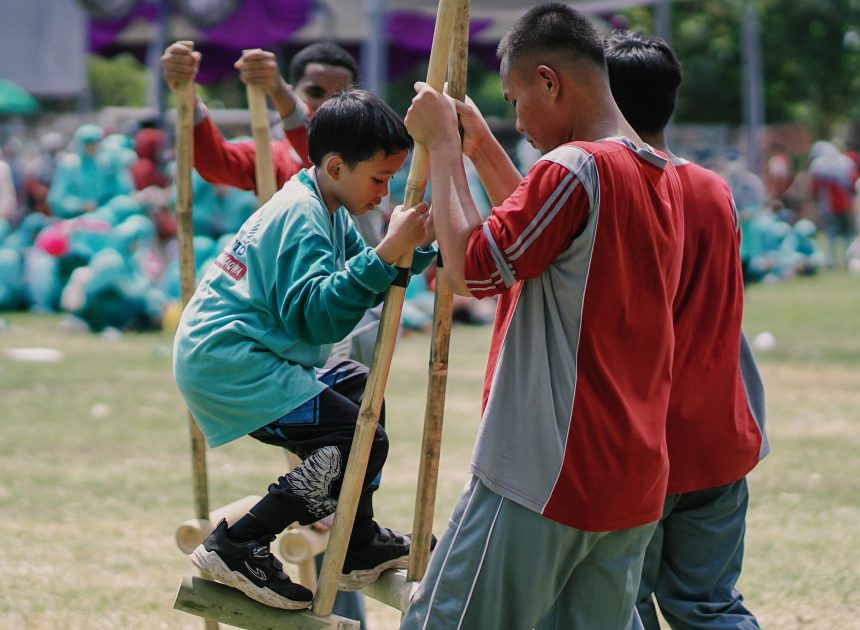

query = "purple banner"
384;10;491;52
88;0;312;55
88;2;156;53
203;0;311;50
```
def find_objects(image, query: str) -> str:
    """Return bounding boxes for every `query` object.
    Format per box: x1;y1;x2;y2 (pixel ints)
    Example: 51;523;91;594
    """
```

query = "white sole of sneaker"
338;556;409;592
190;545;312;610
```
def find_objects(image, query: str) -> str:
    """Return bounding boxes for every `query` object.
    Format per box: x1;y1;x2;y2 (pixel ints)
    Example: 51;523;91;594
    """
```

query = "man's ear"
323;154;344;180
536;65;560;99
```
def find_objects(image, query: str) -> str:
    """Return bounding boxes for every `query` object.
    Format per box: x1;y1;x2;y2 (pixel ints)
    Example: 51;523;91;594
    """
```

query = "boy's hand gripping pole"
407;0;471;584
311;0;461;617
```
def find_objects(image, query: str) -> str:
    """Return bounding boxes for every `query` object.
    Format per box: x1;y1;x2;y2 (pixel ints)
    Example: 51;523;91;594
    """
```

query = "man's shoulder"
533;143;600;182
676;160;732;196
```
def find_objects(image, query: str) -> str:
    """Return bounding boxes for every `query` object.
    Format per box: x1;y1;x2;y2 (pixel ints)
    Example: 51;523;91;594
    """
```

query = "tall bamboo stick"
171;39;210;534
243;49;278;204
311;0;460;617
170;40;217;630
406;0;470;584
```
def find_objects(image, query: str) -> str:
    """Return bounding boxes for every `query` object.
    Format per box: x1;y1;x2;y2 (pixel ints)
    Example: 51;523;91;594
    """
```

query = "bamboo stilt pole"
170;39;217;630
406;0;470;584
175;576;359;629
171;38;210;545
311;0;460;617
243;49;278;205
175;495;262;554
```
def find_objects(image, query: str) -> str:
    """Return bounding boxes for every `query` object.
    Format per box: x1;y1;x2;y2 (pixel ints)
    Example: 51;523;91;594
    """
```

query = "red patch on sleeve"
214;252;247;280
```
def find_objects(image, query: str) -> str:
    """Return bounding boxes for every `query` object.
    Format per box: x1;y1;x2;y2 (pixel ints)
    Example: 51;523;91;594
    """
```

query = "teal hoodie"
174;168;435;447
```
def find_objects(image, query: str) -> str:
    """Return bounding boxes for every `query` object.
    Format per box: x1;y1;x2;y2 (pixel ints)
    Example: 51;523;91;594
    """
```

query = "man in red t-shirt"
402;5;684;628
161;42;357;193
606;30;769;630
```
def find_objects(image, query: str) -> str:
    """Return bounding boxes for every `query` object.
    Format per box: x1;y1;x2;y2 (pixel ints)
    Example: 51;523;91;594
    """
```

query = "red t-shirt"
463;139;684;532
667;160;763;493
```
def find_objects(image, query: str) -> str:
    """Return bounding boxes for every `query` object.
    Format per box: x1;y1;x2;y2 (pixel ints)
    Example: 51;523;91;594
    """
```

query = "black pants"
246;360;387;545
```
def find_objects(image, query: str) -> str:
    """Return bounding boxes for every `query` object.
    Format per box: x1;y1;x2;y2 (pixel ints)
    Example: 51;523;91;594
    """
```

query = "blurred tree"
384;57;512;121
87;53;148;108
622;0;860;136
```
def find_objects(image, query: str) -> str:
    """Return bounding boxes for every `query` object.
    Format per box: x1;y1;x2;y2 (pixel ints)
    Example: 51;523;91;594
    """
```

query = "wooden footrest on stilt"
359;569;418;613
174;576;359;629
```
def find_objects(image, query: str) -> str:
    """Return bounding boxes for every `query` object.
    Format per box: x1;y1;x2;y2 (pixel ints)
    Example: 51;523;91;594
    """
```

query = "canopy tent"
88;0;661;84
0;80;40;115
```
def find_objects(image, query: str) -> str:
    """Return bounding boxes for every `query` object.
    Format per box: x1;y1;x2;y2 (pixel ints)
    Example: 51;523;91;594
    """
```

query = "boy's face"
297;63;355;113
331;150;408;215
501;57;565;155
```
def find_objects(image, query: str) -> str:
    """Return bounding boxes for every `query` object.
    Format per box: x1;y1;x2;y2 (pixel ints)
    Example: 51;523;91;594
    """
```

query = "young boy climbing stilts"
174;90;436;610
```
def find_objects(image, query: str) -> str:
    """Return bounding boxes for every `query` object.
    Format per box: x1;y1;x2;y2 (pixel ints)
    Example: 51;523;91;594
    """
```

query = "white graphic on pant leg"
283;446;342;518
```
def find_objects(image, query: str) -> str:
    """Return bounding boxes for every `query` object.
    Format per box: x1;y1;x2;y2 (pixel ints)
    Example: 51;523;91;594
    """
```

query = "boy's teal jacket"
173;168;435;447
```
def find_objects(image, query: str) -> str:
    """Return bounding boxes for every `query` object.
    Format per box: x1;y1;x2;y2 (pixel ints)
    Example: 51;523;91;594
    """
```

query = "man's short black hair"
289;42;359;84
497;3;605;69
308;89;413;167
604;30;682;135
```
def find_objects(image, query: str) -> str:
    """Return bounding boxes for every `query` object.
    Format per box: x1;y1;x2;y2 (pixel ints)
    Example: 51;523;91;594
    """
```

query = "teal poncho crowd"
0;124;258;331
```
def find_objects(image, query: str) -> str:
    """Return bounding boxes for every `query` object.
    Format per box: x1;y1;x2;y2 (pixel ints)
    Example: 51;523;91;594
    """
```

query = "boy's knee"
369;425;389;465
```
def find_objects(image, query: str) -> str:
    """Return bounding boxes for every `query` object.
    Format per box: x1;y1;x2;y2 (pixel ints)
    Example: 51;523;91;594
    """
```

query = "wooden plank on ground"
174;576;359;630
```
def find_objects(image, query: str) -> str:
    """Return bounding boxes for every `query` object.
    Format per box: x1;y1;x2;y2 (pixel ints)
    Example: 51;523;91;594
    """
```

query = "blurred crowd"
1;122;857;332
0;121;263;332
0;120;498;333
717;139;860;283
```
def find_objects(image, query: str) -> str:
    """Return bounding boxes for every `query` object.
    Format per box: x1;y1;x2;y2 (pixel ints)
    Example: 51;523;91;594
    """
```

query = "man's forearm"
270;79;299;119
469;135;523;206
427;137;484;296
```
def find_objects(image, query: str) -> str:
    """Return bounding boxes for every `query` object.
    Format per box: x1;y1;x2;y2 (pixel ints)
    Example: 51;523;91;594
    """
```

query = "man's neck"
639;131;669;155
568;85;646;147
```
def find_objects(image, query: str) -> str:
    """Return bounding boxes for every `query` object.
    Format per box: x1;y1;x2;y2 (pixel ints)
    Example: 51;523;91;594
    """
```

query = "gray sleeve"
740;331;770;460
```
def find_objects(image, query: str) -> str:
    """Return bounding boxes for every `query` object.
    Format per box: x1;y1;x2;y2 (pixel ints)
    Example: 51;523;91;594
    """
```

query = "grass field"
1;270;858;629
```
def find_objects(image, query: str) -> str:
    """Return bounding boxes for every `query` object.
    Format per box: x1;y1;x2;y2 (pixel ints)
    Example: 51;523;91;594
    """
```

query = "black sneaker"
190;519;313;610
339;526;437;591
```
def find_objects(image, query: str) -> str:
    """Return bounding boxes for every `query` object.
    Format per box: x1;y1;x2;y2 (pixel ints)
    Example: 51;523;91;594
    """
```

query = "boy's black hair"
604;30;682;135
497;3;605;69
289;42;359;84
308;89;413;167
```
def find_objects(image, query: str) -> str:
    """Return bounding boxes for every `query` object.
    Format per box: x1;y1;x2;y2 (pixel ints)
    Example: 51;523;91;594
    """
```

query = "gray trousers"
402;477;656;630
632;478;759;630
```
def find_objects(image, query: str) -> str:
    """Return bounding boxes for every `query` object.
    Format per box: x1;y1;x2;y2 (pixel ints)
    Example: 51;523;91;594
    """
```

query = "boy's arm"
277;225;398;345
276;200;429;344
345;213;436;274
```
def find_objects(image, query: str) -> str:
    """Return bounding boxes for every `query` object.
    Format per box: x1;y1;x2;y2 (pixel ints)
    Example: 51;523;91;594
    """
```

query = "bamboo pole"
170;38;210;541
311;0;460;617
175;495;262;554
406;0;470;584
243;49;278;205
175;576;359;629
169;39;216;630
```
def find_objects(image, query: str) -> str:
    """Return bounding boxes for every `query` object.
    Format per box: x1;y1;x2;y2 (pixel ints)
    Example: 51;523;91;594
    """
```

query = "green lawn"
0;270;858;629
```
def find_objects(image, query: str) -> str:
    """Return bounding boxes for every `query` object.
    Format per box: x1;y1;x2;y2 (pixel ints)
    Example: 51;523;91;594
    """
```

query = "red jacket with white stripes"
464;138;684;532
